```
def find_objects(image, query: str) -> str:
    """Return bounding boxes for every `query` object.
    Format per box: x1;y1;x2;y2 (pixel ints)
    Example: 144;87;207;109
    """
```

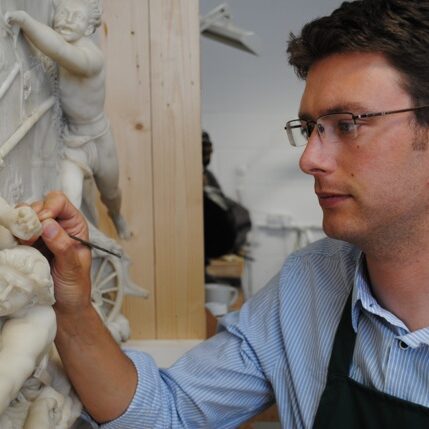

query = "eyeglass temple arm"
355;105;429;120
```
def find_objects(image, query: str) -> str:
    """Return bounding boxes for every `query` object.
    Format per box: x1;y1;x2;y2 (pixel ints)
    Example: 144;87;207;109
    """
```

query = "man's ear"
414;126;429;151
84;24;94;36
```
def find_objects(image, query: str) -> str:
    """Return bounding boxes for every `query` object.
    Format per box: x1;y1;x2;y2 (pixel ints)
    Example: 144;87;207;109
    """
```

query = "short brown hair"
287;0;429;124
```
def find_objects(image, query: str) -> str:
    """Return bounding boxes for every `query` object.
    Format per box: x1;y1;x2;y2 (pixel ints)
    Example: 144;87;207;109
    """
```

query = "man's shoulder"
278;238;359;296
288;237;359;263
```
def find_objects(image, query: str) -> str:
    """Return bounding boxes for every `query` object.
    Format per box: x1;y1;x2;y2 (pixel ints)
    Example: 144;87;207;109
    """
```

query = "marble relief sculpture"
0;1;148;426
6;0;131;239
3;0;149;337
0;196;81;429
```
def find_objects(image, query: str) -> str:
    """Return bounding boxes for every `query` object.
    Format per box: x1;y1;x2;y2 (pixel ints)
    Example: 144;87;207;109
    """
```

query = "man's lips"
316;192;352;208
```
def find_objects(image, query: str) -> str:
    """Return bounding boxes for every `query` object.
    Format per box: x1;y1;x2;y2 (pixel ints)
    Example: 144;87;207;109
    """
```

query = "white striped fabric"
98;238;429;428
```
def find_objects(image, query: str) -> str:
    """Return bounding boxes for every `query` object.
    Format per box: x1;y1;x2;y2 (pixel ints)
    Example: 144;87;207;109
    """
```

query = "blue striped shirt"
100;238;429;428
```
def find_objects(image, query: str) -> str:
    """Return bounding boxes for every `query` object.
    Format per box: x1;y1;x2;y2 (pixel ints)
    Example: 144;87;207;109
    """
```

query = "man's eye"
337;120;356;135
301;124;315;138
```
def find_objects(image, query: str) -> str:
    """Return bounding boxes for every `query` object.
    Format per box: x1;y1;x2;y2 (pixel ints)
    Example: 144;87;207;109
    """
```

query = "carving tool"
68;234;122;258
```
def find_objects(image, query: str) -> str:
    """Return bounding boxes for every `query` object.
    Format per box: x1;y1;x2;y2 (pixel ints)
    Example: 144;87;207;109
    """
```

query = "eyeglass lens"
287;113;358;147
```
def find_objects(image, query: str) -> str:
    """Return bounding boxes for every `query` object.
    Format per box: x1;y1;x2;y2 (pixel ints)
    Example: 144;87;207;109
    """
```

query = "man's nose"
299;129;336;177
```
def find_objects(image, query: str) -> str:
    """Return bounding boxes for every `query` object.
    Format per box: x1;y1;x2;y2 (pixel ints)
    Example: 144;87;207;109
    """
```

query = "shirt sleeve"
96;276;282;429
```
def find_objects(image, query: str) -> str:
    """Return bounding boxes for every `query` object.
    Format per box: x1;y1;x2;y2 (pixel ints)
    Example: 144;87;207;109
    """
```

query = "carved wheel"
90;253;124;323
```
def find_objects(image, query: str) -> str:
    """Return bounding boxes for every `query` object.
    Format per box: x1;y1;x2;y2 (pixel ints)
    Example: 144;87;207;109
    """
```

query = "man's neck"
366;247;429;332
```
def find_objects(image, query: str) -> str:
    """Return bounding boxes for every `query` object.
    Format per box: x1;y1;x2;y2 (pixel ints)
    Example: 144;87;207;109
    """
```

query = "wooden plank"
100;0;156;338
149;0;205;339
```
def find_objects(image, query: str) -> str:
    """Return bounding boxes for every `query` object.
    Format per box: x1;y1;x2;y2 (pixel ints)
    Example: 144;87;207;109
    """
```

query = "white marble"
0;197;81;428
6;0;130;239
0;1;146;426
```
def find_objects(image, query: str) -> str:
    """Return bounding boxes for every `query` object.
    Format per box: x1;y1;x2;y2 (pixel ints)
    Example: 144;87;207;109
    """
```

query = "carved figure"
6;0;131;239
0;196;80;428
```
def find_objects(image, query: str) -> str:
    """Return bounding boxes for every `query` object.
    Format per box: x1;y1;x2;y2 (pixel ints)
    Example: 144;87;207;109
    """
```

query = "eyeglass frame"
284;105;429;147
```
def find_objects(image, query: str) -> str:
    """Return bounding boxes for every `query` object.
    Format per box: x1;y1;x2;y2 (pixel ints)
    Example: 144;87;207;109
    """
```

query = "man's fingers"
33;191;88;240
37;191;76;222
42;218;62;241
41;218;91;269
41;218;75;261
30;200;44;214
41;218;81;258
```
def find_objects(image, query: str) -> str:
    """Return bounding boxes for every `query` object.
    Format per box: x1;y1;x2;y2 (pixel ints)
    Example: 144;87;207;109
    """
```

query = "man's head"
288;0;429;126
53;0;102;42
286;1;429;252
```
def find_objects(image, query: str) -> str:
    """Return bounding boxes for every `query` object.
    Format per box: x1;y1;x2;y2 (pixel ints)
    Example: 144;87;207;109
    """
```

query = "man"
6;0;130;239
31;0;429;427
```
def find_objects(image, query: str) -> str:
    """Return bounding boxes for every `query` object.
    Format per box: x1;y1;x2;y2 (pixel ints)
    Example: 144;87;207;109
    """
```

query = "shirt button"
399;340;409;350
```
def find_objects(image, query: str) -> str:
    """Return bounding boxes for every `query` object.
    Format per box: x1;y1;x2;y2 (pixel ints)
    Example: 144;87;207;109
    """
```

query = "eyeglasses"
285;105;429;147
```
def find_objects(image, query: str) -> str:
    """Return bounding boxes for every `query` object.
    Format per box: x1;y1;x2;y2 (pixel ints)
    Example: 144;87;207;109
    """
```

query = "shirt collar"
351;252;408;332
351;251;429;349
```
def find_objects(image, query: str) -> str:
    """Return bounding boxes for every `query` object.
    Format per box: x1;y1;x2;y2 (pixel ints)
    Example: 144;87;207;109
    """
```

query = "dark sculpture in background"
202;130;251;262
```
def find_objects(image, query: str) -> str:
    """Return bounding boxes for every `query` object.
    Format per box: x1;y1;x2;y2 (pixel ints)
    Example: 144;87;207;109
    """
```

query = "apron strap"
326;294;356;378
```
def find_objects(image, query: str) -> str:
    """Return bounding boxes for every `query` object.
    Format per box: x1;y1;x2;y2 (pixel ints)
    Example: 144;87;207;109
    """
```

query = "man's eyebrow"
298;102;370;120
298;112;313;121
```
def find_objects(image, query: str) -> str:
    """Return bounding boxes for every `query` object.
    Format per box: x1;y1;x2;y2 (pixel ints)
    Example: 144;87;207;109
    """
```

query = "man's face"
54;0;91;43
298;52;429;249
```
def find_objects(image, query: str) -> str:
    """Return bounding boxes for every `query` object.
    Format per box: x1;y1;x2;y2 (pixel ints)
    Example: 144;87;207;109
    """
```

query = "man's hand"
31;192;137;423
31;191;92;315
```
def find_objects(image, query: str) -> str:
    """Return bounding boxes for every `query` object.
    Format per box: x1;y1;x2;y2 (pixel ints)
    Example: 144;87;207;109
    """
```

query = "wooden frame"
100;0;205;339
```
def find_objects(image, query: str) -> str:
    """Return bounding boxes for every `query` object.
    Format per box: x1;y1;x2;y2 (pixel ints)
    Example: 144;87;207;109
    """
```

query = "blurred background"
200;0;343;296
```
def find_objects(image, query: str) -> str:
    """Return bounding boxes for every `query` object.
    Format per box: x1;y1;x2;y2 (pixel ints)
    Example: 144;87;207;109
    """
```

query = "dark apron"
312;295;429;428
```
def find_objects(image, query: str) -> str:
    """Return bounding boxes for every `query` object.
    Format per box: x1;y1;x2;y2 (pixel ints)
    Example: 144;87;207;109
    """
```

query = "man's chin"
322;219;358;243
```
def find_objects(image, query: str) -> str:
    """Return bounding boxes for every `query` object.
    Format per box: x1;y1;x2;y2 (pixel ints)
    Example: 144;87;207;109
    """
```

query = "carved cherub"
6;0;131;239
0;196;79;428
0;246;57;423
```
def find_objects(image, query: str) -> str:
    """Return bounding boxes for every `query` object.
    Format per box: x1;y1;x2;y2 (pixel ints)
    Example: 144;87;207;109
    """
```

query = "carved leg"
99;190;131;240
93;132;131;239
23;385;68;429
60;158;85;210
23;396;58;429
0;306;56;415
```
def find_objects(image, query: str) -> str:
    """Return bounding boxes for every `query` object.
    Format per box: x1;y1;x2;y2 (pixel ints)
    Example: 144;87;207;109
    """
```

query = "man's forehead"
298;102;370;121
297;52;408;119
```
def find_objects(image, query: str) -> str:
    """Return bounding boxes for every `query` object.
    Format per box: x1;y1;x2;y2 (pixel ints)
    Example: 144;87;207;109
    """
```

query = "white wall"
200;0;342;294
